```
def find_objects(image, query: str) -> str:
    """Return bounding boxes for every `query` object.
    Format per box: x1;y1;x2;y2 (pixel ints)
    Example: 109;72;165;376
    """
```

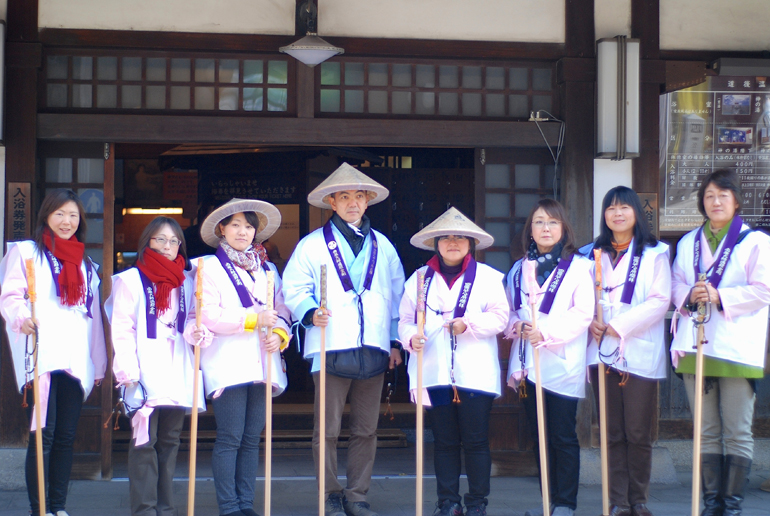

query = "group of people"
0;164;766;516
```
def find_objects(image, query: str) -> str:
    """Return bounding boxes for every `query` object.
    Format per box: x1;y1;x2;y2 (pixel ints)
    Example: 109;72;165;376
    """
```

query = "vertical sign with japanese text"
6;182;31;241
638;193;658;238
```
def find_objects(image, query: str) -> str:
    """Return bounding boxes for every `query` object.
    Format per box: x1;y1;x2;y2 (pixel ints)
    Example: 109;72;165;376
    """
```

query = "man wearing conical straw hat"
398;207;508;516
283;163;405;516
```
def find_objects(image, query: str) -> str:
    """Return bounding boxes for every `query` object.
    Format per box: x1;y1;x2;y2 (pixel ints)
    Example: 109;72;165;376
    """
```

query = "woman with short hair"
0;188;107;516
671;169;770;516
106;216;205;516
192;198;292;516
506;198;594;516
398;207;509;516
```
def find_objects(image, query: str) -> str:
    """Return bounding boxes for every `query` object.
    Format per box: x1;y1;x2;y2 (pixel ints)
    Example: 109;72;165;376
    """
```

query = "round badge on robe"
328;241;337;250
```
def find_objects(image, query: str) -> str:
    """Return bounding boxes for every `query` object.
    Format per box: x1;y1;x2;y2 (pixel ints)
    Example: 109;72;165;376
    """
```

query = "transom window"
318;59;554;119
43;51;294;113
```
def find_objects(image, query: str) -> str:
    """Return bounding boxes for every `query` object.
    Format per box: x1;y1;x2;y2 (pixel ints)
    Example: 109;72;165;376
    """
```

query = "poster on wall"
660;76;770;231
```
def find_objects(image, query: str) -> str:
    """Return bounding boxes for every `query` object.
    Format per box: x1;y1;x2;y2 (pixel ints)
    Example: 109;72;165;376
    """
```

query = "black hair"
136;216;191;270
34;189;88;254
697;168;741;218
433;235;477;258
520;198;576;259
593;186;657;260
216;211;261;245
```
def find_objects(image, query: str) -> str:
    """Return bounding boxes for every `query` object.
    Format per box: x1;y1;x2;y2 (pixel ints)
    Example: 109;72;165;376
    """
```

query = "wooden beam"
565;0;595;59
39;28;566;61
632;0;660;60
37;114;562;148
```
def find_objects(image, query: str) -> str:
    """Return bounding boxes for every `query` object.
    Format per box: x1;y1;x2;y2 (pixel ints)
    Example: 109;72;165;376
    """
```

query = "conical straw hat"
410;207;494;251
307;162;389;209
200;198;281;248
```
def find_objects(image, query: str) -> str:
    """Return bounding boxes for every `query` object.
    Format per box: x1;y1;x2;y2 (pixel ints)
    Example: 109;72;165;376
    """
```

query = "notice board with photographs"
660;77;770;231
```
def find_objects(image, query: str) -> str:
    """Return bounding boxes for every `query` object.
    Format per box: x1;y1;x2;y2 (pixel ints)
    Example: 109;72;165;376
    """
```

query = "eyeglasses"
531;220;561;229
438;235;468;242
151;237;181;248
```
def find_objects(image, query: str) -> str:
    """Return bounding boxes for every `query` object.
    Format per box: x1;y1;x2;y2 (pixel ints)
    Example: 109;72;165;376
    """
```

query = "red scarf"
43;231;86;307
136;249;186;315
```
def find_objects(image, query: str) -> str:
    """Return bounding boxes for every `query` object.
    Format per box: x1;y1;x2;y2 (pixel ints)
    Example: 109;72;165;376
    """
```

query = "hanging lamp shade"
279;33;344;67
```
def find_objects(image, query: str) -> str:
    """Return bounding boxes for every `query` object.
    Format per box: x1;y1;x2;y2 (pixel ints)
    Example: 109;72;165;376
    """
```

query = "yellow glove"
273;327;290;352
244;313;259;332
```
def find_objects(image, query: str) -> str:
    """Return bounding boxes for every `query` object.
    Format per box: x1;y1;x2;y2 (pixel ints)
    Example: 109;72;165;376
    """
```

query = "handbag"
326;345;390;380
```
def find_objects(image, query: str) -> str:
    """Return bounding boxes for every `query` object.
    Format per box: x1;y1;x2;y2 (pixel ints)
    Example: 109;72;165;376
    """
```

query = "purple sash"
215;246;254;308
512;256;573;315
138;270;186;339
43;248;94;318
422;257;478;319
619;240;641;305
322;220;378;292
693;215;743;289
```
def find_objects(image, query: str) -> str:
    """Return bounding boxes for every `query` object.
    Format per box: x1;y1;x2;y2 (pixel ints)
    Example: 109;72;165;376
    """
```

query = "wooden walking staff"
526;263;551;516
187;258;204;516
593;249;610;516
691;272;709;516
415;271;426;516
26;259;45;516
264;271;275;516
318;265;328;516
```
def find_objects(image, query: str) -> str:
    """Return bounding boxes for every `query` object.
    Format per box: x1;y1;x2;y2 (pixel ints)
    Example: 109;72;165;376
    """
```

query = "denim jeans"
523;380;580;510
428;388;494;508
211;382;266;515
25;370;84;514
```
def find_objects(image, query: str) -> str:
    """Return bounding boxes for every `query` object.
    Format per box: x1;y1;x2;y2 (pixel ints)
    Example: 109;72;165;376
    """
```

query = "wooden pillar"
1;0;41;447
560;0;596;448
632;0;662;195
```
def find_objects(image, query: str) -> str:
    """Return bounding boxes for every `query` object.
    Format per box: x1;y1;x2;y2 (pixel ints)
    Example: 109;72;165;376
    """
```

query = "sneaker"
325;492;347;516
464;504;487;516
432;500;463;516
551;507;575;516
524;506;552;516
343;498;379;516
240;509;261;516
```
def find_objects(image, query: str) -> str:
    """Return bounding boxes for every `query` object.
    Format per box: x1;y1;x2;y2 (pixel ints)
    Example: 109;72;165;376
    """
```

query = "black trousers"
428;388;494;508
522;380;580;510
25;371;84;514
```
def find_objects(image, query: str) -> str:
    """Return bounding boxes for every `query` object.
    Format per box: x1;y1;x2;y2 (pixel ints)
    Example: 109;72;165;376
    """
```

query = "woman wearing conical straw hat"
189;198;292;516
505;199;594;516
105;216;206;516
282;163;405;516
0;189;107;516
398;207;508;516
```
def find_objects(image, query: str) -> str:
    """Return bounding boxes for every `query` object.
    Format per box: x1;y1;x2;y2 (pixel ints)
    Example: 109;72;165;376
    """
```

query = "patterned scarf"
219;237;268;272
527;240;563;287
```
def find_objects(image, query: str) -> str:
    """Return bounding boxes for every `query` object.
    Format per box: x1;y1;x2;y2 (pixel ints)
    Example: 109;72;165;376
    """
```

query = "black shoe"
722;454;751;516
240;509;261;516
325;492;347;516
432;500;463;516
465;504;487;516
701;453;725;516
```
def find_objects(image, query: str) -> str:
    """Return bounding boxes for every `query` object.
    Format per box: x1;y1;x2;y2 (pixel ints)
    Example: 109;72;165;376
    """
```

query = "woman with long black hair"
586;186;671;516
106;216;205;516
0;188;107;516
